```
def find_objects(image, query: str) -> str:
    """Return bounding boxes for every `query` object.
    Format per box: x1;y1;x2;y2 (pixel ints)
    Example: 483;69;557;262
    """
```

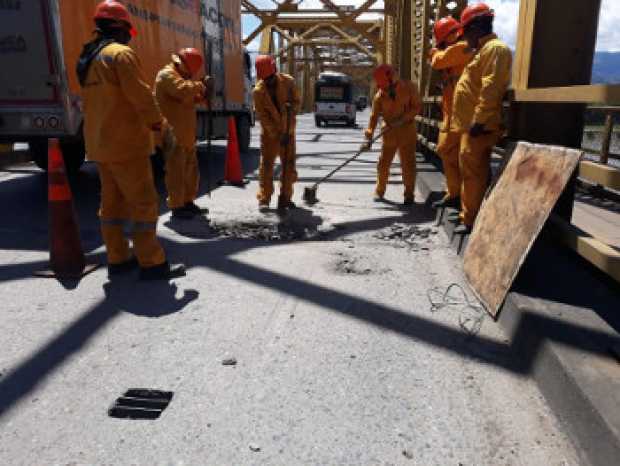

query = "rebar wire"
427;283;486;337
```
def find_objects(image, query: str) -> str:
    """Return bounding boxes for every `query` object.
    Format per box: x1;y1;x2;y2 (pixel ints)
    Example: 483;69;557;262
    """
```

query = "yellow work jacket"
368;79;421;144
253;73;301;138
451;34;512;133
154;63;206;150
82;43;162;163
431;41;474;131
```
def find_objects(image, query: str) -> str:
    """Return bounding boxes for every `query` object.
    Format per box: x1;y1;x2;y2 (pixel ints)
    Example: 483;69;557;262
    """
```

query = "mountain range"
592;52;620;84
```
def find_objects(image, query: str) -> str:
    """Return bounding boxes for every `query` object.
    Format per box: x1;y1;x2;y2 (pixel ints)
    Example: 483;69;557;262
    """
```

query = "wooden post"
511;0;602;221
600;112;613;165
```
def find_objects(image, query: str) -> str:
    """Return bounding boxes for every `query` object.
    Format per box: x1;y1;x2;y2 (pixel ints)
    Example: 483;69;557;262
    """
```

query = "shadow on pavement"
0;278;198;418
1;203;619;419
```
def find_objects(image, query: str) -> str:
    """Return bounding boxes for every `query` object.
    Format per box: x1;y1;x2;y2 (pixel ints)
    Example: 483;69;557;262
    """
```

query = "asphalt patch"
373;223;438;250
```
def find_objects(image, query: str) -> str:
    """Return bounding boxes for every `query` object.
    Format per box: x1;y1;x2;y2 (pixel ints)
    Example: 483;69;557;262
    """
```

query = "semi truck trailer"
0;0;253;171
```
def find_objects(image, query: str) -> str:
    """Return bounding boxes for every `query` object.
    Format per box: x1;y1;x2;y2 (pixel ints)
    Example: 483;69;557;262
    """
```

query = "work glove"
469;122;491;138
161;125;177;160
280;133;290;147
361;129;374;151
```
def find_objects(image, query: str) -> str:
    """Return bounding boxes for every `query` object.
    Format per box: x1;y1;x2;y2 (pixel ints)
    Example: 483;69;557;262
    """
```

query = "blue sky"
242;0;620;53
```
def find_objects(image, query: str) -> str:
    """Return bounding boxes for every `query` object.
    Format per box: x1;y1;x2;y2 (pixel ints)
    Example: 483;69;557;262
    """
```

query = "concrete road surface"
0;110;580;465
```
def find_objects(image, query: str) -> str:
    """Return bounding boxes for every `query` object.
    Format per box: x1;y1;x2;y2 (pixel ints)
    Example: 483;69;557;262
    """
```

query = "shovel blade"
303;186;318;205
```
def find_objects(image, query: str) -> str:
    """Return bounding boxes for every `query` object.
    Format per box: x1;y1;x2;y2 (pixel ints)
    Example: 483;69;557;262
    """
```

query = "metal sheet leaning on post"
450;2;513;235
77;0;185;281
430;16;475;211
364;64;421;206
154;47;211;220
253;55;301;212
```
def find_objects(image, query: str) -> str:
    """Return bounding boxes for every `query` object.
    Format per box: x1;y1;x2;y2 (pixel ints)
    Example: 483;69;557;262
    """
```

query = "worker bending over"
430;16;474;210
451;3;512;234
253;55;301;212
77;1;184;280
155;48;211;219
365;65;421;205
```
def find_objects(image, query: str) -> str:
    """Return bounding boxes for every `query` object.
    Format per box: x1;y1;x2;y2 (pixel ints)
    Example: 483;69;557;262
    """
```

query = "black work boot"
277;197;296;211
454;224;472;235
108;257;138;276
403;197;414;206
139;261;186;281
432;196;461;210
171;207;195;220
185;202;209;215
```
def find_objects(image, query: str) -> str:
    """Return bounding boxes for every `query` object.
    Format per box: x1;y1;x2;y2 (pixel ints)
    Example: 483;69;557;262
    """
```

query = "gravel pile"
373;223;438;249
209;221;327;242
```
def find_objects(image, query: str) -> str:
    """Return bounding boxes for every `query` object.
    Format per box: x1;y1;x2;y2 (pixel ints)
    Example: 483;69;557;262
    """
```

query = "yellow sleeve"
431;42;473;70
157;69;205;103
115;48;162;127
253;87;282;136
367;92;382;134
473;45;512;126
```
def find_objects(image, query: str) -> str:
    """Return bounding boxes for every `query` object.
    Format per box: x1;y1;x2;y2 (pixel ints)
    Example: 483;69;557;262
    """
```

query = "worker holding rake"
365;64;421;206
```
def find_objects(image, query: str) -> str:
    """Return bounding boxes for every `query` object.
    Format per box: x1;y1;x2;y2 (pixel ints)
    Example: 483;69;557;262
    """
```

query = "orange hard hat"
460;3;494;29
255;55;277;80
434;16;461;44
94;1;137;37
373;64;395;90
178;48;204;76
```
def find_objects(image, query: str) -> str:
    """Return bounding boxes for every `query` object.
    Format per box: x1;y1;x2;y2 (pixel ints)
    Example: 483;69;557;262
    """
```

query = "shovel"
302;125;394;205
277;88;295;211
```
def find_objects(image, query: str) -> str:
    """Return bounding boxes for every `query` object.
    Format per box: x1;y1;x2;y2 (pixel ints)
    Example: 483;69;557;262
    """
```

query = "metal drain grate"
108;389;173;420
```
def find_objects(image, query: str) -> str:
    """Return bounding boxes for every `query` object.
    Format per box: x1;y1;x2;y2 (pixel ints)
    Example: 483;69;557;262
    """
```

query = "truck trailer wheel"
30;139;49;171
30;135;86;173
236;115;251;153
60;136;86;173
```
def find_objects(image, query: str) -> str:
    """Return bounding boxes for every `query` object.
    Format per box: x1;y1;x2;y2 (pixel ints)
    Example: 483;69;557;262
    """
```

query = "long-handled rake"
302;125;392;205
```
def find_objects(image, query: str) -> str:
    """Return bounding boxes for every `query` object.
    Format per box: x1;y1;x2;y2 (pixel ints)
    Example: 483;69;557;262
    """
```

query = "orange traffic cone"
35;139;99;280
221;117;246;186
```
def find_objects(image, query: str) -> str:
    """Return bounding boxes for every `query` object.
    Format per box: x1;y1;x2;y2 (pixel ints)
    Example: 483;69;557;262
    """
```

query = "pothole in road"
373;223;439;250
209;220;331;242
331;251;390;276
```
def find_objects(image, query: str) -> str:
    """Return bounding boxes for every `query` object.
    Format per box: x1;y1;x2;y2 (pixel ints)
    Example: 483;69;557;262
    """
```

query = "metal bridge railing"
415;92;620;283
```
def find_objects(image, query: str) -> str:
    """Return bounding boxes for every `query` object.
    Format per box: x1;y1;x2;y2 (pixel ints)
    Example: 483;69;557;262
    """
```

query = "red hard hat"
434;16;461;44
460;3;495;29
373;64;395;90
255;55;277;80
94;1;137;37
178;48;204;76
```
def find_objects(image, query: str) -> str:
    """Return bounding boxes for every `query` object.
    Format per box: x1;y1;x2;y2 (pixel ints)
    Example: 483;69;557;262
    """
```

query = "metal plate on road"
108;389;174;420
464;142;582;318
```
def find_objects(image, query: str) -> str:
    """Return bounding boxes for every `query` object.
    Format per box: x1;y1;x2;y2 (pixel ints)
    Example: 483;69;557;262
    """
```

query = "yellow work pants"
459;131;501;226
96;158;166;268
165;145;199;209
376;138;417;200
437;130;463;200
257;134;297;203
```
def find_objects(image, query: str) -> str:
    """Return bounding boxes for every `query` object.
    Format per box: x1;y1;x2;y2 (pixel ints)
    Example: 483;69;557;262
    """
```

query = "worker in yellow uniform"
365;64;421;205
155;48;211;220
430;16;474;210
77;1;185;280
253;55;301;212
451;3;512;234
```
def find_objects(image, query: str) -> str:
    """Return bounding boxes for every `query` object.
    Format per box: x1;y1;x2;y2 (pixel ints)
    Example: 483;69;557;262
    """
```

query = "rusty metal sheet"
463;142;582;318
